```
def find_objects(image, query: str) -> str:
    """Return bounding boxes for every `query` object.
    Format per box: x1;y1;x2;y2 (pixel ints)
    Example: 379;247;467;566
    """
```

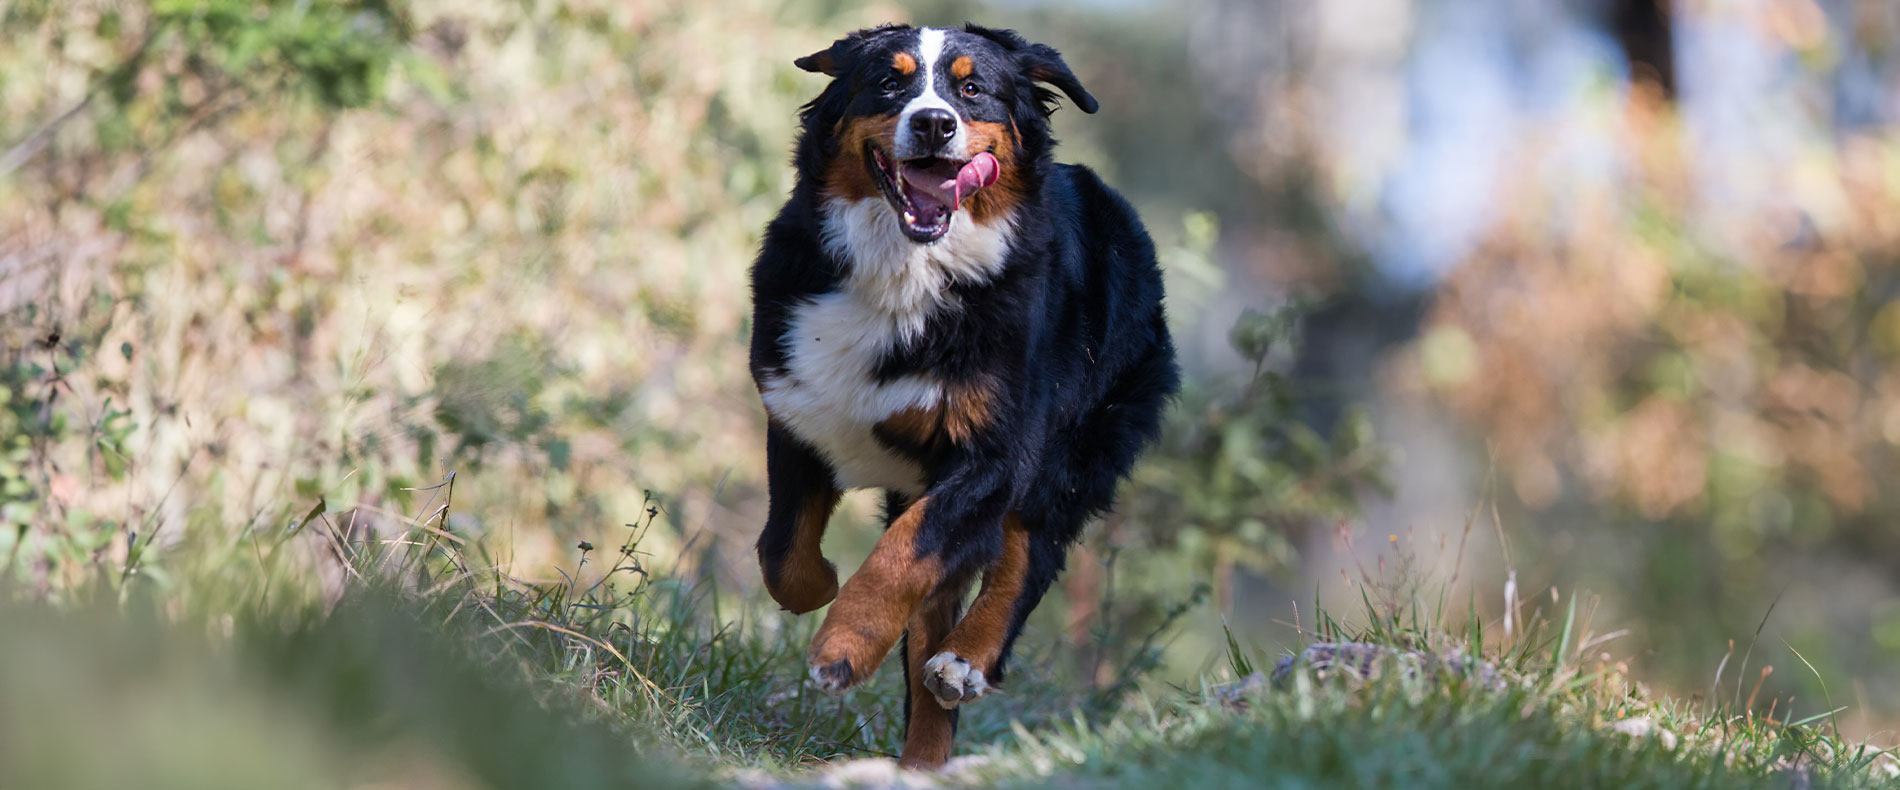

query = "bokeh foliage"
1130;300;1388;605
1397;84;1900;708
1;0;1376;643
1;0;835;592
0;586;701;789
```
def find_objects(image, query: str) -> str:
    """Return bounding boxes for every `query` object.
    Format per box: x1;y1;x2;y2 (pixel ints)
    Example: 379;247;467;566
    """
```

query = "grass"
3;488;1896;790
969;620;1900;790
0;587;703;789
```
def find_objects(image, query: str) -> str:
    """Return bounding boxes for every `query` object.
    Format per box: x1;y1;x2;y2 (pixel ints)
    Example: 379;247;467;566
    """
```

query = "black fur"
750;23;1178;765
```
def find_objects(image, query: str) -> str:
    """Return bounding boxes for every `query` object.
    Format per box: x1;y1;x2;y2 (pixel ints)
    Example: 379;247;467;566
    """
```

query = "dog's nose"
908;109;958;147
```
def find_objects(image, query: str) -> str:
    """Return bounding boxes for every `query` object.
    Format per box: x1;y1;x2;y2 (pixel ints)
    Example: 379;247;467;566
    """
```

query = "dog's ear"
793;47;841;76
962;25;1098;114
795;24;912;77
1017;42;1098;114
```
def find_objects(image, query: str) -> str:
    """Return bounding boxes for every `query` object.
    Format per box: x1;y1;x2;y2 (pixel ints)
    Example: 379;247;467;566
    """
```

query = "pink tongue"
942;152;1000;205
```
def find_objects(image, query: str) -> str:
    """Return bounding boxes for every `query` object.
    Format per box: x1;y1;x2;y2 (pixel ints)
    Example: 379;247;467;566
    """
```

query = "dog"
748;23;1179;769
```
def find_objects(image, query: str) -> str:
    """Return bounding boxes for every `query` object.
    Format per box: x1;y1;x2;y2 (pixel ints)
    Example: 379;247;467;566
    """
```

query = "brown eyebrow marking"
950;55;974;80
893;52;917;75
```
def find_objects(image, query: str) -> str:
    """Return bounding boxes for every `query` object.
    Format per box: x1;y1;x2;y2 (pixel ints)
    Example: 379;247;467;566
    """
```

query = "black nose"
908;109;957;147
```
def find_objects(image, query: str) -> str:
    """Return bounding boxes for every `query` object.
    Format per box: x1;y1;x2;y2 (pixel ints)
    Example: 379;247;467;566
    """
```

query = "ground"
2;520;1894;790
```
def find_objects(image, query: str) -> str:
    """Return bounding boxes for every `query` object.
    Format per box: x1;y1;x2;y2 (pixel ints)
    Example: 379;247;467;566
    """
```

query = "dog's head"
794;24;1097;243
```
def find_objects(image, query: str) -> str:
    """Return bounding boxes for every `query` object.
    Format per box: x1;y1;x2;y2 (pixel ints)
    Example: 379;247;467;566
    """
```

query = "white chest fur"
760;198;1014;494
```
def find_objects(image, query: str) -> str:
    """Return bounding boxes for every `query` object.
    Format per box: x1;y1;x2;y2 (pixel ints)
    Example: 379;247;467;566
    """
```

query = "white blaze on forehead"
895;27;966;159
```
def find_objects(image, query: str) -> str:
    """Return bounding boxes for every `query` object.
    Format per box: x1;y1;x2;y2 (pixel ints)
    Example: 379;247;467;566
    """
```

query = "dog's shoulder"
1024;163;1162;312
1051;163;1151;247
752;196;836;291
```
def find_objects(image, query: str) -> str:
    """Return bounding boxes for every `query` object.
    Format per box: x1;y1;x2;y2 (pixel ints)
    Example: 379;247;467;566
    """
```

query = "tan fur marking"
823;114;898;202
937;515;1030;671
877;379;997;452
950;55;974;80
764;490;842;613
943;378;999;444
808;497;944;688
875;405;942;452
898;587;966;769
963;121;1026;224
893;52;917;75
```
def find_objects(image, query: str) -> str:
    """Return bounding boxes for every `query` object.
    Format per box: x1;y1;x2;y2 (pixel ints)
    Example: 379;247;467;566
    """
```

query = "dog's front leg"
807;474;1010;694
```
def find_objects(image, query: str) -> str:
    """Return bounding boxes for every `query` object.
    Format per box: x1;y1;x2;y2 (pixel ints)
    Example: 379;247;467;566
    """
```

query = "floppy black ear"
1019;42;1099;114
795;24;913;77
961;25;1099;114
794;49;839;76
795;37;848;76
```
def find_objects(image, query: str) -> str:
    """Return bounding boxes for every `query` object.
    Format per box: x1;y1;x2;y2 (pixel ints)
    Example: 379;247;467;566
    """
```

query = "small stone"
1610;716;1678;749
724;767;781;789
819;758;939;789
939;755;992;782
1268;642;1504;692
1213;672;1269;709
1612;717;1654;737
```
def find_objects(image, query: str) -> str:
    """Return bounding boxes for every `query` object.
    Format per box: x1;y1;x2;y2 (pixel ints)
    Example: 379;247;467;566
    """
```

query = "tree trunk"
1611;0;1676;99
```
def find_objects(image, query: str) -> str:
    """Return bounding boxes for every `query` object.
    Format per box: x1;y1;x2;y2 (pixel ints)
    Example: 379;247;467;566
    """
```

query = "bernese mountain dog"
748;23;1179;769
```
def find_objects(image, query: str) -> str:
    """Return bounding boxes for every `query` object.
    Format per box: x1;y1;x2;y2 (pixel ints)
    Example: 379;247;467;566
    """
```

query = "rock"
725;767;782;789
938;755;992;783
1610;716;1679;749
1266;642;1506;692
818;758;941;789
1213;671;1270;709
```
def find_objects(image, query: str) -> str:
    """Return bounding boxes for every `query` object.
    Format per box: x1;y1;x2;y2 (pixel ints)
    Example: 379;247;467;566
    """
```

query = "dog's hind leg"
922;514;1054;708
897;583;968;770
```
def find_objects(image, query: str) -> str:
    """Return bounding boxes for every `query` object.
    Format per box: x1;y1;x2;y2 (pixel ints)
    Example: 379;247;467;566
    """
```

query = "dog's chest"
763;291;941;493
760;199;1013;494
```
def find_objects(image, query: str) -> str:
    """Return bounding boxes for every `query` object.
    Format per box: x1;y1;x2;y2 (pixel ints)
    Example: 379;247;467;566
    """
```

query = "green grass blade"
1551;592;1577;670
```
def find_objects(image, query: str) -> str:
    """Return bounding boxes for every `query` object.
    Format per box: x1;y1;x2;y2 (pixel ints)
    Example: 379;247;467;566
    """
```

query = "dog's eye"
880;76;901;93
960;81;981;98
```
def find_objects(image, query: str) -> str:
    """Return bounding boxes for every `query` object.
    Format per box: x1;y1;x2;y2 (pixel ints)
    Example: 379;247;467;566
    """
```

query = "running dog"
748;23;1179;769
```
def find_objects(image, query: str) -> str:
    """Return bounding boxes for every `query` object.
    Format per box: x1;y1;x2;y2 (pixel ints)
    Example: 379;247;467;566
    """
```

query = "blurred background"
4;0;1899;748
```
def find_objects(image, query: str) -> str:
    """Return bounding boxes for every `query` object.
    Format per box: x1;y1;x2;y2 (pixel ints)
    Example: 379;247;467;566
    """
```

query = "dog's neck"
817;197;1016;341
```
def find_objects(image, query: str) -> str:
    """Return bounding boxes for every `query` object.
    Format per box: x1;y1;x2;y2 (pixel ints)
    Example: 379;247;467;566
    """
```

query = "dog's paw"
806;598;906;695
764;557;839;615
809;656;857;696
921;651;992;709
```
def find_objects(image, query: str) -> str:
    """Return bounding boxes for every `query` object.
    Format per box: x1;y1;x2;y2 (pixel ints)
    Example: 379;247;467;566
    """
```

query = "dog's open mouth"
867;144;1000;243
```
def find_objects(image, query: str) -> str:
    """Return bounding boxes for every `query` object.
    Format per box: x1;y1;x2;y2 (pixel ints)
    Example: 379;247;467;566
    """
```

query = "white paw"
921;651;991;709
